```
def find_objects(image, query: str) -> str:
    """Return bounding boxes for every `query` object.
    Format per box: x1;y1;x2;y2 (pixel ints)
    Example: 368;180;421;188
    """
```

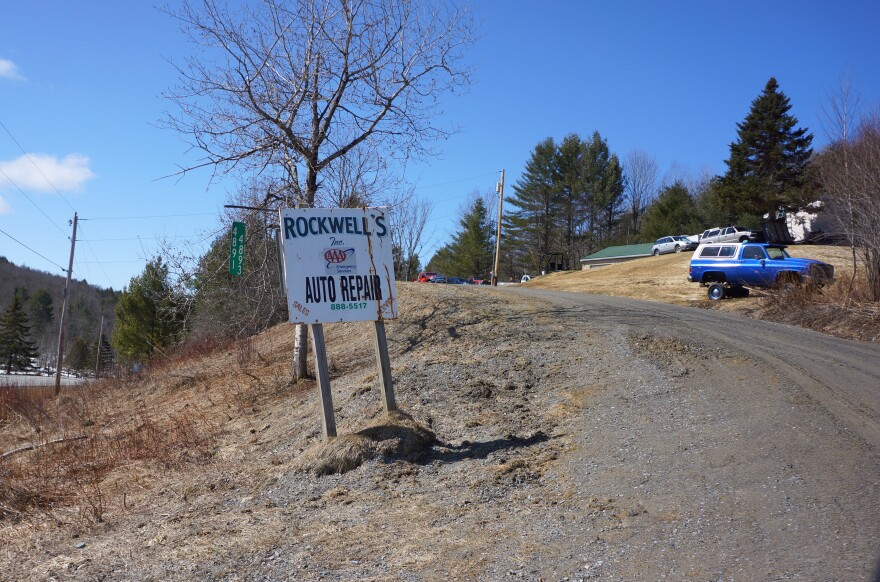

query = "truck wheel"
776;272;801;292
675;245;682;253
707;283;725;300
653;249;660;256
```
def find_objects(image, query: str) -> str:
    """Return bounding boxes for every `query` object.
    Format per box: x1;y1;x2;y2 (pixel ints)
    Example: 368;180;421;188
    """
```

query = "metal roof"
580;243;654;261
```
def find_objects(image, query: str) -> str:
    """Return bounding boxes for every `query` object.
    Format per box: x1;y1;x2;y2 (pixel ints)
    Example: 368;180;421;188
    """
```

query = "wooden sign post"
278;207;399;439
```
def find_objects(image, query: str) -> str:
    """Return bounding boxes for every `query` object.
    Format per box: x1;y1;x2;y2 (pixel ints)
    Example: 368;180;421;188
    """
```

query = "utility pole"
55;212;77;395
492;169;505;286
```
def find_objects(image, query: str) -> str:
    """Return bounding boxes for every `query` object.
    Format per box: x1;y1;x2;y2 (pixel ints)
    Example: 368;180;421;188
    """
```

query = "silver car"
651;235;692;255
700;225;754;244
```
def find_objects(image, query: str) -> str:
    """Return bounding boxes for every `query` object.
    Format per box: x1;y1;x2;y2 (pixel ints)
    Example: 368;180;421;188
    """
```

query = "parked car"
467;277;487;285
417;271;438;283
699;225;754;244
688;241;834;300
679;235;699;250
698;227;722;243
430;275;448;284
447;276;468;284
651;235;694;255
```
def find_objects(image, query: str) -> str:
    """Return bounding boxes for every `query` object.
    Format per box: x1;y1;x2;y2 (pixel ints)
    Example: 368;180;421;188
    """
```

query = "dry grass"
292;411;436;476
0;309;396;531
0;379;219;524
0;329;300;526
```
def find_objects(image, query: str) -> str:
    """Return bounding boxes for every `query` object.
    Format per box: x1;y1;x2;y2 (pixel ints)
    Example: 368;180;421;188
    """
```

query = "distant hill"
0;256;119;369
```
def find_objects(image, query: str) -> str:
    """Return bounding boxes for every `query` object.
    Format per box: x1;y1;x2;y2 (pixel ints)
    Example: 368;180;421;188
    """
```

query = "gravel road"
500;287;880;580
3;284;878;581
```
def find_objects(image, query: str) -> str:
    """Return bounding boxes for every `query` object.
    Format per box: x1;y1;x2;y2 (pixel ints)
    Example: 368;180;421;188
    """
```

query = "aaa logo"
324;248;355;267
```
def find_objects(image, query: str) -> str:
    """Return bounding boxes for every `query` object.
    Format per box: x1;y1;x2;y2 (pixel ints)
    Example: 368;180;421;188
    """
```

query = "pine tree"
587;132;626;249
0;294;39;374
641;181;701;240
427;196;494;277
66;337;93;373
505;133;625;273
111;257;184;363
719;77;814;223
505;138;561;274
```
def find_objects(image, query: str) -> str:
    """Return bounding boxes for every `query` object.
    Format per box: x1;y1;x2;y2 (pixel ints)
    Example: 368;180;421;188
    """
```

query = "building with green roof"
579;244;654;269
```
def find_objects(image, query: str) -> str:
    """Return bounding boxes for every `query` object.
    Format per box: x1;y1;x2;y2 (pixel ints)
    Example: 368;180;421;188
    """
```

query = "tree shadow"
419;430;551;465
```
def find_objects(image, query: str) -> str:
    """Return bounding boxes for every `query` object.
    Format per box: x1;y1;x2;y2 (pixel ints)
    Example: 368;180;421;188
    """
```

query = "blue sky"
2;0;879;290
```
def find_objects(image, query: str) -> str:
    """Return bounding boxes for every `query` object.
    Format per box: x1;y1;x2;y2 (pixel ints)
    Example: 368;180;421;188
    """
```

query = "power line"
0;228;67;272
0;166;69;238
75;259;147;265
81;212;218;221
0;119;77;213
415;171;499;190
74;221;115;289
77;234;203;242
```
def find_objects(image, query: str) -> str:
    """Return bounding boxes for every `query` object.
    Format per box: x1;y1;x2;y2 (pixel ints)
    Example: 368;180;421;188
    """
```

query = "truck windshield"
766;247;790;260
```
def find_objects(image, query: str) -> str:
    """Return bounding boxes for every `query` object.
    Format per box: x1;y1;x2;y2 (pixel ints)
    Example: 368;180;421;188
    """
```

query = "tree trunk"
292;323;309;380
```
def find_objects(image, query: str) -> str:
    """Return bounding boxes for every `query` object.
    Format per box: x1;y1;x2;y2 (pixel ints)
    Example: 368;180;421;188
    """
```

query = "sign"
229;222;246;276
279;207;398;323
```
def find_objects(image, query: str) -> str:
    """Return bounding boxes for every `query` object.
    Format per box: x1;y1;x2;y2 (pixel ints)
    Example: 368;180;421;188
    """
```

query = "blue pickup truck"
688;242;834;300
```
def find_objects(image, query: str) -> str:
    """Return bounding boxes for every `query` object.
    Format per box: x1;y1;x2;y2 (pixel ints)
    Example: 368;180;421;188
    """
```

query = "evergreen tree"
0;294;39;374
66;337;93;373
641;181;701;240
111;257;184;363
718;77;814;223
27;289;54;334
505;132;625;273
588;134;626;247
97;333;114;373
555;134;589;263
428;197;494;277
505;138;560;274
187;216;286;339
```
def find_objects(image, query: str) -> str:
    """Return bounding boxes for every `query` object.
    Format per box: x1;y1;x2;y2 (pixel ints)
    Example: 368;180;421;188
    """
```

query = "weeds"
762;279;880;341
0;372;221;526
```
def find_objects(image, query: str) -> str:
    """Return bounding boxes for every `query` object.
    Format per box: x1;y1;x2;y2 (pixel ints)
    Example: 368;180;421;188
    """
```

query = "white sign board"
279;207;398;324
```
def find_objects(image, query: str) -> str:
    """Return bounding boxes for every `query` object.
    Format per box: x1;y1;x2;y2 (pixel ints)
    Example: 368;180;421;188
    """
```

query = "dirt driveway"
503;287;880;579
2;284;878;580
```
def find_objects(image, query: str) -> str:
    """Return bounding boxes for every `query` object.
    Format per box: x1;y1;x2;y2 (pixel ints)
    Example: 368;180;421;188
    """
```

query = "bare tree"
623;150;657;236
386;190;432;281
820;78;862;297
817;88;880;301
162;0;474;379
847;114;880;301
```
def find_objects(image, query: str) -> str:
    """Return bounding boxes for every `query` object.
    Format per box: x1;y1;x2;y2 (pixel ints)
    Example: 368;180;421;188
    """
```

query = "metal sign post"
279;207;399;439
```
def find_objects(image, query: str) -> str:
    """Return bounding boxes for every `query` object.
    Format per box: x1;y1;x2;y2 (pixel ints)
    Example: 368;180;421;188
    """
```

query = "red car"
417;271;438;283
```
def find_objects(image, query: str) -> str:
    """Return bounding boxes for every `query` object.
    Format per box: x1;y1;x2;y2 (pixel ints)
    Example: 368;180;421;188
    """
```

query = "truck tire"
653;249;660;256
707;283;725;300
776;272;801;292
675;245;682;253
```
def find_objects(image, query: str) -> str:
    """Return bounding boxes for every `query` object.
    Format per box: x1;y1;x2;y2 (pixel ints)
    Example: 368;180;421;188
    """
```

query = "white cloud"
0;153;96;193
0;59;25;81
0;196;11;214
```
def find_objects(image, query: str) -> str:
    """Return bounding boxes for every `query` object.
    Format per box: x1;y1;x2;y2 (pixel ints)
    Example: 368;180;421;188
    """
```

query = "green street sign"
229;221;245;276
